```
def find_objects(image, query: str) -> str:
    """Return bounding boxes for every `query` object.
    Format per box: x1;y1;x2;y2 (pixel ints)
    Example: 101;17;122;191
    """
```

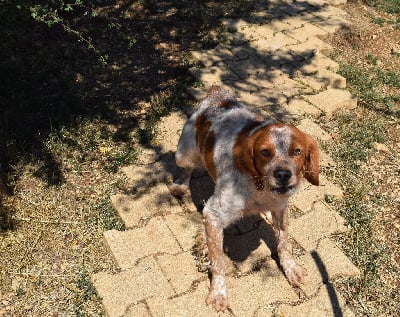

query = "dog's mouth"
271;185;293;195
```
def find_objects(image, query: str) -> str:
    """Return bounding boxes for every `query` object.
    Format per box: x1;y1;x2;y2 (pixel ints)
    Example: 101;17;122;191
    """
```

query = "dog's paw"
206;289;228;312
168;183;188;197
283;262;307;287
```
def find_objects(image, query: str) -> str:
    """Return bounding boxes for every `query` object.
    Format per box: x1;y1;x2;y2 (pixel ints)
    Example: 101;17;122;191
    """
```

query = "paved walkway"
92;0;361;316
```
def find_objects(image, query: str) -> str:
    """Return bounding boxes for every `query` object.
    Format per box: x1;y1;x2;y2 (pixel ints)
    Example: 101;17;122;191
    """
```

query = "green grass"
332;112;385;170
339;62;400;114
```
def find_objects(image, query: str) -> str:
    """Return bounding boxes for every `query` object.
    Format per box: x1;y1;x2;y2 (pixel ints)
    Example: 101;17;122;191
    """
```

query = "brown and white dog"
169;86;319;311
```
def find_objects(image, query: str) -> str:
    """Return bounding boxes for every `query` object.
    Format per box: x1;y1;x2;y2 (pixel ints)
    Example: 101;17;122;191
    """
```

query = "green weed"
332;112;385;170
339;63;400;113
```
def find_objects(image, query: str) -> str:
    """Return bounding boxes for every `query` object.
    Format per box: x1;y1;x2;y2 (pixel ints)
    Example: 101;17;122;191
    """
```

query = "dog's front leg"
272;207;306;286
204;214;228;311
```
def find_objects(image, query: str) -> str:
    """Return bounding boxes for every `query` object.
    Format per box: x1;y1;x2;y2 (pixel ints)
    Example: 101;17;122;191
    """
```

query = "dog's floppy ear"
304;134;320;186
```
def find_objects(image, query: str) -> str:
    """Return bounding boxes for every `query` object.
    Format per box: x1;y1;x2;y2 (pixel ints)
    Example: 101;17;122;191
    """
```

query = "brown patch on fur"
204;131;217;181
303;133;320;185
288;126;320;186
218;99;236;109
195;114;217;181
233;121;265;189
196;114;211;151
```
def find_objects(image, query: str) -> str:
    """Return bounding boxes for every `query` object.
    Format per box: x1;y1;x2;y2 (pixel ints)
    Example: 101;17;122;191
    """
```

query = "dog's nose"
274;169;292;184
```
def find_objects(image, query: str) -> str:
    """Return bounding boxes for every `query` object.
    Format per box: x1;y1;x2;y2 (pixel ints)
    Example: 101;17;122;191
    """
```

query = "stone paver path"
92;0;361;316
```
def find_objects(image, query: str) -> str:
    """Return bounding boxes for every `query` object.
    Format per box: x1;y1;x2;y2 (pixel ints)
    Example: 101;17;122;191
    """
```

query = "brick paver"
104;217;181;269
92;1;361;316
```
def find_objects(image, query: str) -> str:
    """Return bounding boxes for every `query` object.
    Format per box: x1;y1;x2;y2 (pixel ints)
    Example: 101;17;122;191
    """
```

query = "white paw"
206;289;228;312
282;261;307;286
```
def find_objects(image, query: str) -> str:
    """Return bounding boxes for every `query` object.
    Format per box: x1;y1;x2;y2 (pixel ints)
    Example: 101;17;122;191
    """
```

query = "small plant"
366;52;378;65
29;1;108;64
339;62;400;113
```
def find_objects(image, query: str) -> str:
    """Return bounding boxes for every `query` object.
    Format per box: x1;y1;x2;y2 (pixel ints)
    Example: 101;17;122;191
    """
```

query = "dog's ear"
304;134;320;186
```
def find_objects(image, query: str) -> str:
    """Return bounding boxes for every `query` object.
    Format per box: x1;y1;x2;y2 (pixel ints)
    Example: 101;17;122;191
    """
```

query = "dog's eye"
293;148;302;156
261;149;271;157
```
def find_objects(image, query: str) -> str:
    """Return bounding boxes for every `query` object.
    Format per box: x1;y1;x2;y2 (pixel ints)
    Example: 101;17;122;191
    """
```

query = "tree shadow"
0;0;338;231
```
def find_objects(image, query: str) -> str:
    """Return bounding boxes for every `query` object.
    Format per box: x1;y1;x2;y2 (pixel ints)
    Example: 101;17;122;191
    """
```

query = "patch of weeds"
136;90;175;144
46;118;139;173
332;112;385;170
366;52;378;65
383;0;400;13
339;62;400;113
103;147;139;173
370;14;386;25
93;197;125;231
376;68;400;87
74;269;102;316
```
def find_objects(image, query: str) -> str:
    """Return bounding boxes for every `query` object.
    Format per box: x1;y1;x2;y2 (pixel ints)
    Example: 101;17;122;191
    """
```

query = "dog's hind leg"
169;117;202;197
169;167;193;197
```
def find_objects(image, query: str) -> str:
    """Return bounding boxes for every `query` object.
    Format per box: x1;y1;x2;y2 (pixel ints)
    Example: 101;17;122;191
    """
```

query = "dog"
169;86;319;311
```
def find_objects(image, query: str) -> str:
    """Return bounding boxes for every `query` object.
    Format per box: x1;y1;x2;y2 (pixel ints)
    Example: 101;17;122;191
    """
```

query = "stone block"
292;175;344;213
221;19;252;31
254;21;291;39
290;201;347;251
224;218;276;274
296;68;346;91
299;238;360;296
92;257;175;317
121;152;177;190
190;45;233;67
296;118;332;142
227;268;299;316
225;55;268;80
305;88;357;117
284;13;322;29
322;70;347;89
125;303;152;317
236;24;262;41
253;32;298;52
154;111;187;154
156;251;205;294
189;63;239;87
281;97;321;118
164;212;203;252
313;16;352;33
287;37;333;58
261;48;304;68
230;46;255;61
104;217;181;269
110;183;182;228
276;283;356;317
147;281;218;317
298;53;339;74
285;23;328;43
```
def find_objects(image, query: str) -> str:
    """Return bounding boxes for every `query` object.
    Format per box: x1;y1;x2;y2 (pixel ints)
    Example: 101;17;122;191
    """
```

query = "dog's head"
234;122;319;195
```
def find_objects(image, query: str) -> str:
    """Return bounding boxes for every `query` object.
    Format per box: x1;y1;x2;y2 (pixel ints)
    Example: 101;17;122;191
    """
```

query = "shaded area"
0;0;271;231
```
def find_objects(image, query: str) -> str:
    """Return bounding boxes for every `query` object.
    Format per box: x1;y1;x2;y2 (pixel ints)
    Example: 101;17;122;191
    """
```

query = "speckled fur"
169;86;320;312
